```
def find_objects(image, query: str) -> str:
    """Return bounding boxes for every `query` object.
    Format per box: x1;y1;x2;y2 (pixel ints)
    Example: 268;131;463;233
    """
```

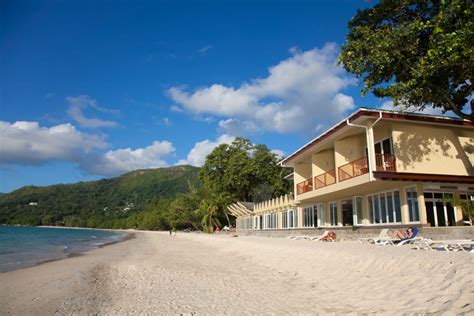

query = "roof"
280;108;473;166
227;202;254;217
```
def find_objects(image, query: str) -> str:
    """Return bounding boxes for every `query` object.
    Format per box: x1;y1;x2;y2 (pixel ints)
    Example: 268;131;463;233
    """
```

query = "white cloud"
0;120;177;177
0;121;106;166
83;141;175;176
66;95;118;128
271;149;285;159
218;118;259;136
176;134;235;167
168;43;355;133
380;100;450;116
198;45;212;54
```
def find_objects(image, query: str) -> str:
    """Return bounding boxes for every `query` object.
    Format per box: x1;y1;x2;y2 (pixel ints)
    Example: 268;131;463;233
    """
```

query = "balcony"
338;154;396;181
296;178;313;195
314;169;336;189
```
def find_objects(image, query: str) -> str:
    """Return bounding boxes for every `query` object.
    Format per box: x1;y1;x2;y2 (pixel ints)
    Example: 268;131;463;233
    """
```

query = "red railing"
296;178;313;195
314;169;336;189
338;156;369;181
375;154;396;172
338;154;397;181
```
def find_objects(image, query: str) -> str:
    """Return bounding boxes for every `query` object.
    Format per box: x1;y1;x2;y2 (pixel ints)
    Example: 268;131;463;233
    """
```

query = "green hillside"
0;165;200;228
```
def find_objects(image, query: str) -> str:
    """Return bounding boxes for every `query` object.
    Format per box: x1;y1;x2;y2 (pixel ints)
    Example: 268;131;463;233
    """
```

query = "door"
435;202;446;226
341;199;353;226
425;201;436;227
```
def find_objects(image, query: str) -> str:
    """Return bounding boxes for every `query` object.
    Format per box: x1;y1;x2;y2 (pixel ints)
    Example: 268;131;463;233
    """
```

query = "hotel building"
231;108;474;232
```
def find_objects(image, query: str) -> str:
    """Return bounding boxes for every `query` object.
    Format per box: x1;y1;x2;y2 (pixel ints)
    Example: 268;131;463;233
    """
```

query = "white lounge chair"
358;229;389;244
413;239;474;252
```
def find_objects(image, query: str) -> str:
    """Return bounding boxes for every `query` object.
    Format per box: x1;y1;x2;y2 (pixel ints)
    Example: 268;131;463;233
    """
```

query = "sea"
0;225;128;272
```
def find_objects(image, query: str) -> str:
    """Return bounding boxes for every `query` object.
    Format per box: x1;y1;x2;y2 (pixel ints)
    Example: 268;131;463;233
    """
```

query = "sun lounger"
413;239;474;252
358;229;389;244
290;231;332;241
377;228;420;246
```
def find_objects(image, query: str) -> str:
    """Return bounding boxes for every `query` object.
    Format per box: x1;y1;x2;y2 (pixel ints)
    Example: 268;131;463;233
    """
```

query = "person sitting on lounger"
391;227;417;241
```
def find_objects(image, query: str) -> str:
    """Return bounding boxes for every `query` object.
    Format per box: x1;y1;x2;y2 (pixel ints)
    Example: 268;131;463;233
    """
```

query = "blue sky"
1;0;405;192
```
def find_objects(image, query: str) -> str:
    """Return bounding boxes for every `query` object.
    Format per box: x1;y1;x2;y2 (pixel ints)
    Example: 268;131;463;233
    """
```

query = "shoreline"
0;226;133;273
0;231;473;314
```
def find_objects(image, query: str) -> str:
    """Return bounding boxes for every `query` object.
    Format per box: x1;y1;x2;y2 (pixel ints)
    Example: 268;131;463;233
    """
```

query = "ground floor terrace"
236;180;473;233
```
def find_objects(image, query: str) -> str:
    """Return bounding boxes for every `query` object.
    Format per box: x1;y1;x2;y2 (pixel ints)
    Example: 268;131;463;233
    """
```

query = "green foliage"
1;139;290;233
339;0;474;120
0;166;200;228
199;137;291;203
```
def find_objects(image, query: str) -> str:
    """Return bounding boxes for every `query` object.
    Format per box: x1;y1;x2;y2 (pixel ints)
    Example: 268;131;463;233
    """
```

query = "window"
374;138;393;155
263;213;278;229
406;187;420;222
329;202;338;226
354;196;363;225
368;190;402;224
303;206;318;227
318;203;326;227
282;209;297;229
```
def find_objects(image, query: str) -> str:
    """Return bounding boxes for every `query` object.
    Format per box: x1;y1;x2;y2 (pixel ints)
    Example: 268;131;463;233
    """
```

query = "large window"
237;217;252;230
406;187;420;222
263;213;278;229
368;190;401;224
354;196;363;225
282;209;298;229
329;202;338;226
318;203;326;227
303;206;318;227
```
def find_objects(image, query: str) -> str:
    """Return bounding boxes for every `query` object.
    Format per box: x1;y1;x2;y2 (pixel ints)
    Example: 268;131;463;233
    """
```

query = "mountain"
0;165;200;228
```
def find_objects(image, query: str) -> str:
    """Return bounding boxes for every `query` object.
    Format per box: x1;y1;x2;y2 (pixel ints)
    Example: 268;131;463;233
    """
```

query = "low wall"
237;226;474;241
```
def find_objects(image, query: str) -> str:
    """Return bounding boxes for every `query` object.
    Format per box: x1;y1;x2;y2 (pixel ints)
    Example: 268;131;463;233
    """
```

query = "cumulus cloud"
380;100;450;116
168;43;355;133
271;149;285;159
0;120;177;177
66;95;118;128
176;134;235;167
0;121;106;166
82;141;175;176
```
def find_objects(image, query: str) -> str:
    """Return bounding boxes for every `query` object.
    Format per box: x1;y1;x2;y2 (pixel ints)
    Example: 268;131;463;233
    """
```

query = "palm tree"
198;200;221;233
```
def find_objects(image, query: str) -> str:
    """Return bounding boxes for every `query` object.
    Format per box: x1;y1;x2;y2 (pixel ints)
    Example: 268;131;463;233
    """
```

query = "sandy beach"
0;231;473;315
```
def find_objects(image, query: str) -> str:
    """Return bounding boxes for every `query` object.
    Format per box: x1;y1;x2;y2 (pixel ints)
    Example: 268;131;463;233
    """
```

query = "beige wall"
294;161;312;184
312;149;335;176
392;122;474;176
334;133;366;181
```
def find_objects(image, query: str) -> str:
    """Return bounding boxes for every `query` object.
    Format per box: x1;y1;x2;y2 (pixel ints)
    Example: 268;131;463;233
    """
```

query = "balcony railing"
296;178;313;195
338;154;396;181
375;153;396;172
338;156;369;181
314;169;336;189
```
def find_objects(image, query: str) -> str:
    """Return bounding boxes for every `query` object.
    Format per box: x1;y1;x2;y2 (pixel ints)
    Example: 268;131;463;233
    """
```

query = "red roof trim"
373;171;474;183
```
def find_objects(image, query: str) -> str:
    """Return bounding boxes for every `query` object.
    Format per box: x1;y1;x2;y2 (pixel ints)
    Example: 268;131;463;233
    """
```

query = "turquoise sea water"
0;226;128;272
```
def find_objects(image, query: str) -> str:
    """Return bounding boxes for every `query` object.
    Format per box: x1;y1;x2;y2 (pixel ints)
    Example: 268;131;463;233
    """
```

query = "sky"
0;0;443;193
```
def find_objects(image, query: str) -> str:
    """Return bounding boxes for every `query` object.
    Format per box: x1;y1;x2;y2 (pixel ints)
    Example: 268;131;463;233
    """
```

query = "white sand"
0;231;473;315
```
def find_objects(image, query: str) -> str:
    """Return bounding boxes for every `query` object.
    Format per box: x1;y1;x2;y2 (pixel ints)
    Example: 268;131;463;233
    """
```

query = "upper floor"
281;108;474;202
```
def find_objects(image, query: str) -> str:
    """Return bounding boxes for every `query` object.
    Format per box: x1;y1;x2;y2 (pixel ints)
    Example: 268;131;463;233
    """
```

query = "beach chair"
413;239;474;252
377;227;420;246
309;230;336;242
358;229;389;244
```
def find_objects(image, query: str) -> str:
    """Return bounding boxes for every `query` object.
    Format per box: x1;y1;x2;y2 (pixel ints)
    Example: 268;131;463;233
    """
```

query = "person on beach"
391;227;415;240
169;228;172;236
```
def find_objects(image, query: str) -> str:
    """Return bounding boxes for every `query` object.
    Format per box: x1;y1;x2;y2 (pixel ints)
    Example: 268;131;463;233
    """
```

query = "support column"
337;200;343;227
362;195;370;225
416;183;427;225
367;125;377;180
400;186;410;224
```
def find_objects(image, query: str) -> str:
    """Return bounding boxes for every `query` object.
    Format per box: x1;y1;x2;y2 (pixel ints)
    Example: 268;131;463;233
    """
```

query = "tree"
199;137;291;203
338;0;474;120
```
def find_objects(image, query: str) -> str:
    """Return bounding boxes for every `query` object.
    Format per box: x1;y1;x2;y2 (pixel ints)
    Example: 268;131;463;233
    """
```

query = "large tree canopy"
339;0;474;120
199;137;291;203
